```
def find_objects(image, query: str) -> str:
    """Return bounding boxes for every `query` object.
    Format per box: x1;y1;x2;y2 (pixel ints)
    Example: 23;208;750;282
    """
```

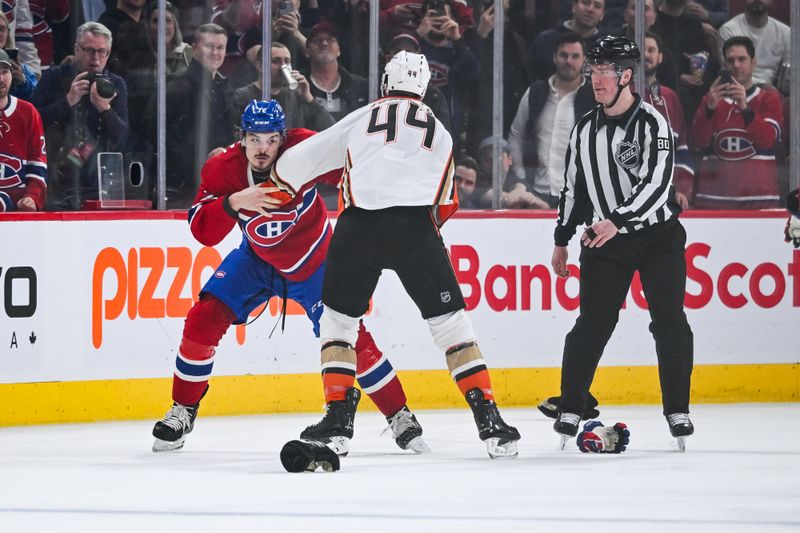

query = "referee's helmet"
586;36;640;78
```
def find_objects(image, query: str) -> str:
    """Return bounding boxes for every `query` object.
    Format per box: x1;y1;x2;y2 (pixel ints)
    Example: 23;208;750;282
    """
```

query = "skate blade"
405;436;431;455
676;436;687;452
485;437;519;459
323;436;350;456
559;434;571;451
152;437;185;452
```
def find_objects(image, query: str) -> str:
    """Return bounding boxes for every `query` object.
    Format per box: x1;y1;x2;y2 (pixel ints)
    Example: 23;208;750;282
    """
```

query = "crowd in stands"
0;0;792;212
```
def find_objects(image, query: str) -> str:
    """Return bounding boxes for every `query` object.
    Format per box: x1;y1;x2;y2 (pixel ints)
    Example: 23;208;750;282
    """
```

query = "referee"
551;37;695;450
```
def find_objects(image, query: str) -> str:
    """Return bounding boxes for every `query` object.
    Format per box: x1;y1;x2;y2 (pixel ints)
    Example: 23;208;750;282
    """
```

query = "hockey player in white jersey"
272;51;520;460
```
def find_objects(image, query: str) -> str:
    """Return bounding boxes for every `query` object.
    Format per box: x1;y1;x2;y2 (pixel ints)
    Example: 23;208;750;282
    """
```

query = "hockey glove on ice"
280;439;341;472
577;421;630;453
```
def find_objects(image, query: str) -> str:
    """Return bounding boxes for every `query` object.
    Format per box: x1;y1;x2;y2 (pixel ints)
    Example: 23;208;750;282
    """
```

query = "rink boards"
0;211;797;425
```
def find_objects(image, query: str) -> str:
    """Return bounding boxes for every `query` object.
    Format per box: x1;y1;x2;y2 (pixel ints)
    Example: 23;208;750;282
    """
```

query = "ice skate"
553;412;581;450
465;388;520;459
537;393;600;420
152;401;200;452
383;406;430;454
666;413;694;452
300;387;361;456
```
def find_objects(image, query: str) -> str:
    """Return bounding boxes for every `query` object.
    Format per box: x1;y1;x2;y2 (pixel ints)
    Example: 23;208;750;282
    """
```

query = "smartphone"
719;70;733;84
277;0;293;16
6;48;18;61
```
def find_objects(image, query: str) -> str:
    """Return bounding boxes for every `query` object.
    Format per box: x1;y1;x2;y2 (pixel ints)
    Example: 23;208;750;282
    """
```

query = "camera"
85;72;117;99
718;70;733;85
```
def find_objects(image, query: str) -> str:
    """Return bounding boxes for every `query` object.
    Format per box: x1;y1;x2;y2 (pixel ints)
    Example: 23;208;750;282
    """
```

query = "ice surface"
0;404;797;532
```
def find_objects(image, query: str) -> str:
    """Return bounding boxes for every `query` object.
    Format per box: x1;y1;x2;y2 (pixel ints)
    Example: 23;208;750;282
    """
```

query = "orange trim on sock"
323;372;355;403
456;369;494;401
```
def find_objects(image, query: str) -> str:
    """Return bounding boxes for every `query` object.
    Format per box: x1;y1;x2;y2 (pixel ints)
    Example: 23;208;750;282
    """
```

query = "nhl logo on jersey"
440;291;451;303
615;140;640;169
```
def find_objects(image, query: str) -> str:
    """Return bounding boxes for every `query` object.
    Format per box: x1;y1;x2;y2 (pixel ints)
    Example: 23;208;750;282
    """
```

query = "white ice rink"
0;403;798;533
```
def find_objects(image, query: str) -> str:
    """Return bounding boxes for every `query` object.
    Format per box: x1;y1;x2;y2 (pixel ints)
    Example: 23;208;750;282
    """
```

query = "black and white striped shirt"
555;94;679;246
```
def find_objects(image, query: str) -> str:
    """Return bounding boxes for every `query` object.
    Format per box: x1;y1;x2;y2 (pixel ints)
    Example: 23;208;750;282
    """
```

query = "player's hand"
581;219;618;248
228;184;284;217
551;246;569;279
675;191;689;210
785;216;800;248
16;196;37;211
67;72;91;107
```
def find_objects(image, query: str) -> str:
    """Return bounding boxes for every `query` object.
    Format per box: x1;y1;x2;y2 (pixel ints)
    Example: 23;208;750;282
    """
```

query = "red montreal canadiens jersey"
0;95;47;210
690;85;783;209
187;128;341;281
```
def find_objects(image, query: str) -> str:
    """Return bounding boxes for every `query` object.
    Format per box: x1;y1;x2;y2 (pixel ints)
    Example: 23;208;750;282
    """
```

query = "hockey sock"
321;341;356;403
446;342;494;401
172;295;236;406
355;322;407;417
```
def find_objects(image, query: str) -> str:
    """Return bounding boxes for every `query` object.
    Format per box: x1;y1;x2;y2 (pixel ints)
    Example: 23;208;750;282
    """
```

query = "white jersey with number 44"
272;96;456;212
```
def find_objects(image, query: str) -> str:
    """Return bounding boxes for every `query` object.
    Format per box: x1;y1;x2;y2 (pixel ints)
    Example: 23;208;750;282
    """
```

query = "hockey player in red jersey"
0;50;47;211
152;99;428;455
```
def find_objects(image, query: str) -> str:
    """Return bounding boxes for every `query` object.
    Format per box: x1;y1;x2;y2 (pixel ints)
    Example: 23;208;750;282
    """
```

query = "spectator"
416;0;480;146
305;21;367;123
686;1;729;29
232;43;334;132
147;1;192;77
689;36;783;210
0;49;47;211
653;0;720;124
717;0;789;87
454;155;479;209
508;32;595;208
642;31;694;209
162;22;236;209
474;136;549;209
18;0;70;73
383;32;452;136
32;21;129;210
379;0;475;43
528;0;605;83
614;0;677;91
464;0;532;152
0;12;37;100
98;0;146;75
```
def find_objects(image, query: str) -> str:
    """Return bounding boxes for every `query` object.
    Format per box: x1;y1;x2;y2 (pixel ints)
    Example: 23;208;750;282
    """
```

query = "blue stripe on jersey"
0;192;12;211
356;359;394;389
175;356;214;378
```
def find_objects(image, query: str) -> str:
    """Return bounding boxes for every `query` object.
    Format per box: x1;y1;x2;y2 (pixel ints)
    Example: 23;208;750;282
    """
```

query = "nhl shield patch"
615;140;641;169
440;291;451;303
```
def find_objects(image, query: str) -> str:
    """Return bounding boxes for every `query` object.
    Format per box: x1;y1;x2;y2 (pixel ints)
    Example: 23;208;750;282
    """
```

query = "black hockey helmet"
586;36;640;72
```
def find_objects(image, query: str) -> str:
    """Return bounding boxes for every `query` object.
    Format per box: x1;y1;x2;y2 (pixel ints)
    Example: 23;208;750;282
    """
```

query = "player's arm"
188;159;239;246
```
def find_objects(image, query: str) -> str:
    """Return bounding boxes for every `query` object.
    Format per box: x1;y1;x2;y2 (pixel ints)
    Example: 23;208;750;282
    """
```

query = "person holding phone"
0;12;37;101
689;35;783;210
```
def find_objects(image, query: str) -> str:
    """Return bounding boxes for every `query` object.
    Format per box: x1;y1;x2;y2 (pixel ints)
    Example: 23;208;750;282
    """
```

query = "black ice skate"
384;406;430;454
465;388;520;459
152;401;201;452
300;387;361;456
537;393;600;420
666;413;694;452
553;412;581;450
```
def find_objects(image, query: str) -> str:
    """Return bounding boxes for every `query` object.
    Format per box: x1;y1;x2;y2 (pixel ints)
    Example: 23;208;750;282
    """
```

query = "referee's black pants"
559;219;694;416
